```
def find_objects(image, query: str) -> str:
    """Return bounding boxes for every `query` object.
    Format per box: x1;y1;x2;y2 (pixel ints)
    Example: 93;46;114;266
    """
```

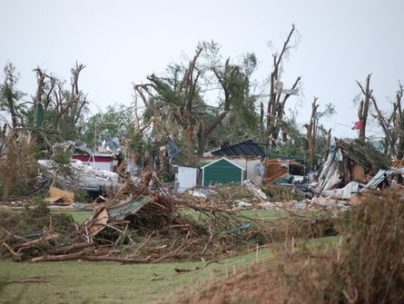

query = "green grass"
0;209;335;303
237;209;287;221
0;249;271;304
52;210;92;224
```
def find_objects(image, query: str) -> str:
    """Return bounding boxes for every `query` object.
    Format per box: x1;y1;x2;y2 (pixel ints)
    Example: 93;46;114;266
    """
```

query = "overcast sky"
1;0;403;139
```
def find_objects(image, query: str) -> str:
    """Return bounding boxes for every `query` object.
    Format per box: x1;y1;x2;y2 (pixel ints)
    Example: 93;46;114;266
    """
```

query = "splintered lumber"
87;207;109;237
45;187;75;205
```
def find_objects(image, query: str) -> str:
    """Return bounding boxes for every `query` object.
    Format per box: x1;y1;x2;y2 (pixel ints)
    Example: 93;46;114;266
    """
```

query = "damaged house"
313;138;389;194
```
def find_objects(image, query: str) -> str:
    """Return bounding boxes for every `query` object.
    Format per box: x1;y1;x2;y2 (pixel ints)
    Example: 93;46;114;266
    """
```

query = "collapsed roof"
315;138;389;192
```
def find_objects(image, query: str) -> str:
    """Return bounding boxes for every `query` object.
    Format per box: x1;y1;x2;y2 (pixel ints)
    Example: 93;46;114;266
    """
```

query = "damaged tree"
371;83;404;159
55;62;88;138
305;99;335;171
305;98;319;171
266;25;301;148
0;63;26;129
133;42;255;160
355;74;372;143
30;63;88;140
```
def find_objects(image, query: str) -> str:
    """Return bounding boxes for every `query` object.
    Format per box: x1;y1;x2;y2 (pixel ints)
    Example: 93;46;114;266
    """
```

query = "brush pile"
0;180;270;263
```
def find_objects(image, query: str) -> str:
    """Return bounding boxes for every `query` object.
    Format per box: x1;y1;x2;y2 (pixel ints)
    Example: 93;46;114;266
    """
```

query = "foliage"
0;200;75;254
323;191;404;303
51;146;72;166
0;63;26;128
81;104;132;146
134;42;261;160
267;115;307;160
0;131;39;201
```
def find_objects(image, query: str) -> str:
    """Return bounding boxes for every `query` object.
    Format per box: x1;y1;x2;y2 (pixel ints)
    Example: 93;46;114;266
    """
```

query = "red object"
352;120;365;130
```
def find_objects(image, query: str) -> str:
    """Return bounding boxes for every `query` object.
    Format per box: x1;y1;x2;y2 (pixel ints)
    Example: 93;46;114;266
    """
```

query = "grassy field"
0;209;280;304
0;208;331;303
0;248;270;304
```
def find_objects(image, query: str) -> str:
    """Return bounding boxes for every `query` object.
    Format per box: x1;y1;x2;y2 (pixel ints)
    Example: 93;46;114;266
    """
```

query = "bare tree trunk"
371;83;403;158
266;25;300;148
356;74;372;143
305;98;319;171
395;84;404;159
260;102;264;135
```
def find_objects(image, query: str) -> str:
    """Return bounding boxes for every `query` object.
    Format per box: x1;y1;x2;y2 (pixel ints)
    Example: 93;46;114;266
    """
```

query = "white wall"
76;161;112;171
177;166;198;192
231;158;263;185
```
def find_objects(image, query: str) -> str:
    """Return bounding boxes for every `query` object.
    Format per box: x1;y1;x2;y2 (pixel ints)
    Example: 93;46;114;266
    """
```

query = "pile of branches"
0;202;79;261
1;178;340;264
0;182;267;263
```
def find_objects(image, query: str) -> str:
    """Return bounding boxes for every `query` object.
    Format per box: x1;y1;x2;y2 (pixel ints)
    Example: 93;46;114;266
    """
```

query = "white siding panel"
178;167;198;192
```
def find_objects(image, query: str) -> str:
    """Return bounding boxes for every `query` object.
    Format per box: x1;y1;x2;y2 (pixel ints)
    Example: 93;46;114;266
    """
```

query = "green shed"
201;157;245;186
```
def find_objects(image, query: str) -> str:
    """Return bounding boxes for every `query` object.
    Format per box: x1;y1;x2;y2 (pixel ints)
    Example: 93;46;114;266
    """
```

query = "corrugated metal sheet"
211;140;265;157
108;196;152;221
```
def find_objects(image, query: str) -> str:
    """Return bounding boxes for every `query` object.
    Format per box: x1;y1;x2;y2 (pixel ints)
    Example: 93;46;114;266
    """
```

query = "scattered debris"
243;180;267;200
313;138;388;193
264;159;304;184
0;180;272;263
45;187;75;205
38;159;120;192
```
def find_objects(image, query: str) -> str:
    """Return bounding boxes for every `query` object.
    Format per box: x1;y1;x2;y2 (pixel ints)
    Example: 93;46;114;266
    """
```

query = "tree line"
1;26;402;171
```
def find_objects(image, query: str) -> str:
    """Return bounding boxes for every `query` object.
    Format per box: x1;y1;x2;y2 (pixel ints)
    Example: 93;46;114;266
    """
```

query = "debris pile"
0;181;269;263
38;159;119;193
313;138;388;193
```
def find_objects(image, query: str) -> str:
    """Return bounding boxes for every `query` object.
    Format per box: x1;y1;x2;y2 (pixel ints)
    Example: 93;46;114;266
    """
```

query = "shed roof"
210;140;265;158
200;157;245;171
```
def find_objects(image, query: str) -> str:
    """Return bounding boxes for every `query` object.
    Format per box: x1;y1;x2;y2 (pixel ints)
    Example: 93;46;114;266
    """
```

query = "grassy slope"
0;249;270;304
0;209;318;303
